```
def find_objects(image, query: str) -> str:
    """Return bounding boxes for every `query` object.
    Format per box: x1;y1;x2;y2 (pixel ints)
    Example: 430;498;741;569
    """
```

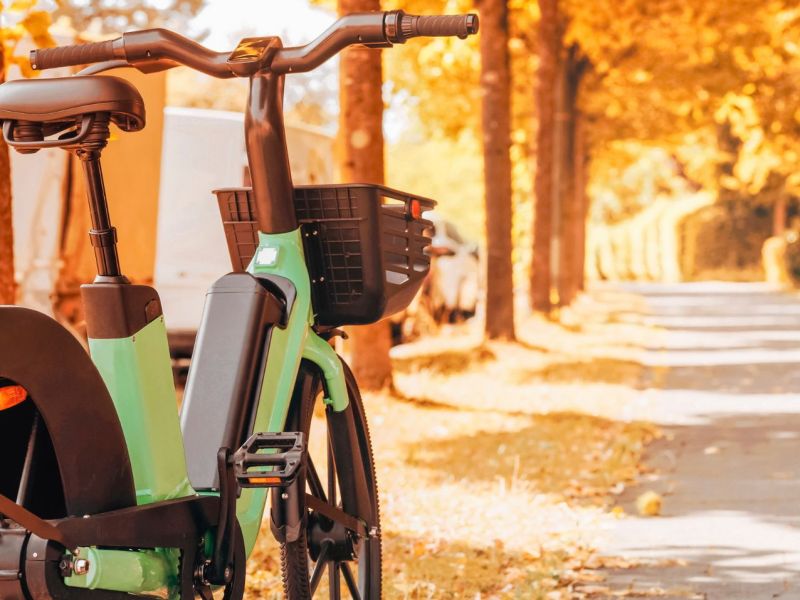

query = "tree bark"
338;0;394;390
557;46;587;306
550;35;564;307
556;47;574;305
478;0;515;340
574;109;588;291
0;52;15;305
773;194;787;237
531;0;560;313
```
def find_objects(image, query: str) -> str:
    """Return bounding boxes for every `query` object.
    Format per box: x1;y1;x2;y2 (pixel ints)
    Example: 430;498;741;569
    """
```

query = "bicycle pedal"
233;432;305;488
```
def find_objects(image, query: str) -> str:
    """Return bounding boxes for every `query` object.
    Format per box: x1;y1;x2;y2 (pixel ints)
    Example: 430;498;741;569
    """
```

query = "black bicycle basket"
213;184;435;327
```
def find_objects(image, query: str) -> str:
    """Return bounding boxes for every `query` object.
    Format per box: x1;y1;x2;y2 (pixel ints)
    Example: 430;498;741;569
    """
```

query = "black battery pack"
180;272;284;490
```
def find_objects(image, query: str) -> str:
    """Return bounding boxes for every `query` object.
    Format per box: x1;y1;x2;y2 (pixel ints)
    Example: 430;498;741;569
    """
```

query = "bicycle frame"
64;66;351;599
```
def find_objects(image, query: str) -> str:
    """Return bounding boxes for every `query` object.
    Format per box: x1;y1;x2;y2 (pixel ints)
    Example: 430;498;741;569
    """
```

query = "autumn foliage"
380;0;800;316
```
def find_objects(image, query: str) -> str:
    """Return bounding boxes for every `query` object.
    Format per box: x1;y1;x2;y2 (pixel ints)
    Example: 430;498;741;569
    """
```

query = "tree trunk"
773;194;787;237
550;36;564;307
338;0;394;390
557;46;587;306
478;0;515;340
574;109;588;291
717;121;740;208
556;47;575;306
0;53;15;305
531;0;559;313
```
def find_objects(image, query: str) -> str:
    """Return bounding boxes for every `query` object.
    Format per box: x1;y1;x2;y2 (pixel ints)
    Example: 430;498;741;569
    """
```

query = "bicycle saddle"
0;75;145;131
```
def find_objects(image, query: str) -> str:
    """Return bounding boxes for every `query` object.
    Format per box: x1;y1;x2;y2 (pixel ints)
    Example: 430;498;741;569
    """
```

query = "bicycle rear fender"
0;306;136;516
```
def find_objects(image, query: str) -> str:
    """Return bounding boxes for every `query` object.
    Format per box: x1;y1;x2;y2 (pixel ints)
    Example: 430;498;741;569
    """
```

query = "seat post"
74;113;127;283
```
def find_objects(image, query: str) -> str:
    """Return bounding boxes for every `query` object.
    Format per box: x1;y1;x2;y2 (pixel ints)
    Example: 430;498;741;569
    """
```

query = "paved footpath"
598;282;800;599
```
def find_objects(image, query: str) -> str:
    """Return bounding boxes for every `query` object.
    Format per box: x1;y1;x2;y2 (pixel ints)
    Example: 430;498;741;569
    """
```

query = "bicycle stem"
245;69;297;233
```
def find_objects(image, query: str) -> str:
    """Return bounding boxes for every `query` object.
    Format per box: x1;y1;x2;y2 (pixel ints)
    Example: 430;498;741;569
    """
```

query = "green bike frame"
66;229;349;596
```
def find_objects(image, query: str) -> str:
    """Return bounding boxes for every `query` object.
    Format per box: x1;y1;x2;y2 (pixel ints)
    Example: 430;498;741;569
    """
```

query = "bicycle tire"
280;359;382;599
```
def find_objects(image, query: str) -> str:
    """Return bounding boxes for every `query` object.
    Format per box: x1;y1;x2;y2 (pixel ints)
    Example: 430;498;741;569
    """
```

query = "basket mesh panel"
214;185;433;326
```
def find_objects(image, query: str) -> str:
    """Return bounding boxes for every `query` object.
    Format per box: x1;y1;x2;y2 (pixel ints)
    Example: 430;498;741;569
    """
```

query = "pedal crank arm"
0;492;70;547
305;494;367;538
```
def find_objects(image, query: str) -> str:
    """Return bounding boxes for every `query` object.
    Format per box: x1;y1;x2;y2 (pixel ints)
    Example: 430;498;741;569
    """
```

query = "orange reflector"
0;385;27;411
248;476;281;485
409;199;422;220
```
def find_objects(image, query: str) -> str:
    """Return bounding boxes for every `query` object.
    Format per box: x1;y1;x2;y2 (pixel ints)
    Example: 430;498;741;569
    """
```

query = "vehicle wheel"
280;360;382;599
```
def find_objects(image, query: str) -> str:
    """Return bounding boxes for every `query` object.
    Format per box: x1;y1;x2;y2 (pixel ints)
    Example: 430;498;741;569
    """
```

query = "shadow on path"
596;282;800;600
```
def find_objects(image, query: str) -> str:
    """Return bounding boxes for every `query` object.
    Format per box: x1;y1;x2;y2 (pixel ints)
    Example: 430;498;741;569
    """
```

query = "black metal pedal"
233;432;305;488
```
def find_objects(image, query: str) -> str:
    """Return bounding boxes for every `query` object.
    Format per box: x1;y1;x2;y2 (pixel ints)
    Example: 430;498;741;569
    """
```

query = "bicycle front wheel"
280;359;382;599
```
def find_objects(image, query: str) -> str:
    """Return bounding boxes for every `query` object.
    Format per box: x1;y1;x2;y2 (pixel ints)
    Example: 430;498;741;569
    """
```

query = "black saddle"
0;75;145;132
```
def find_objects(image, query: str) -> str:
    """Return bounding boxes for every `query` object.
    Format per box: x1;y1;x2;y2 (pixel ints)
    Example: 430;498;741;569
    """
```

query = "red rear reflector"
409;199;422;220
0;385;27;411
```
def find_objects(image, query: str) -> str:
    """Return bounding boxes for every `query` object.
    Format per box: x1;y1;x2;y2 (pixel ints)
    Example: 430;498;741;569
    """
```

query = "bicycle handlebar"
30;10;478;76
31;28;232;76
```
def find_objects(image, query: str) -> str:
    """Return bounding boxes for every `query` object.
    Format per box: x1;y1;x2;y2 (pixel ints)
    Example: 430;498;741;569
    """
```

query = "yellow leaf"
9;0;36;10
720;174;741;190
4;24;26;43
20;11;55;49
636;491;662;517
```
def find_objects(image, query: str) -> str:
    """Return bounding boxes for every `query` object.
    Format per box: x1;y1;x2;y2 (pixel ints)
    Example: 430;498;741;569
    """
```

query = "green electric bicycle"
0;9;478;600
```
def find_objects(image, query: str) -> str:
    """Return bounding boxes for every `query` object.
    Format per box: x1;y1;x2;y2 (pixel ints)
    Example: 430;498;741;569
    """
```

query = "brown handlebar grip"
30;39;122;71
401;13;479;40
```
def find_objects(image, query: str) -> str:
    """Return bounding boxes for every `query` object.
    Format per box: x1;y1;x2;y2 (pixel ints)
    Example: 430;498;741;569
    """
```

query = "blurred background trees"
0;0;56;304
384;0;800;319
55;0;205;32
5;0;800;363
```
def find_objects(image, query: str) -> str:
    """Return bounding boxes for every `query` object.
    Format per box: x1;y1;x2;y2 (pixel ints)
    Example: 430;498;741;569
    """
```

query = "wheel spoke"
16;411;39;506
309;540;332;596
307;456;328;503
328;562;340;599
341;563;361;600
